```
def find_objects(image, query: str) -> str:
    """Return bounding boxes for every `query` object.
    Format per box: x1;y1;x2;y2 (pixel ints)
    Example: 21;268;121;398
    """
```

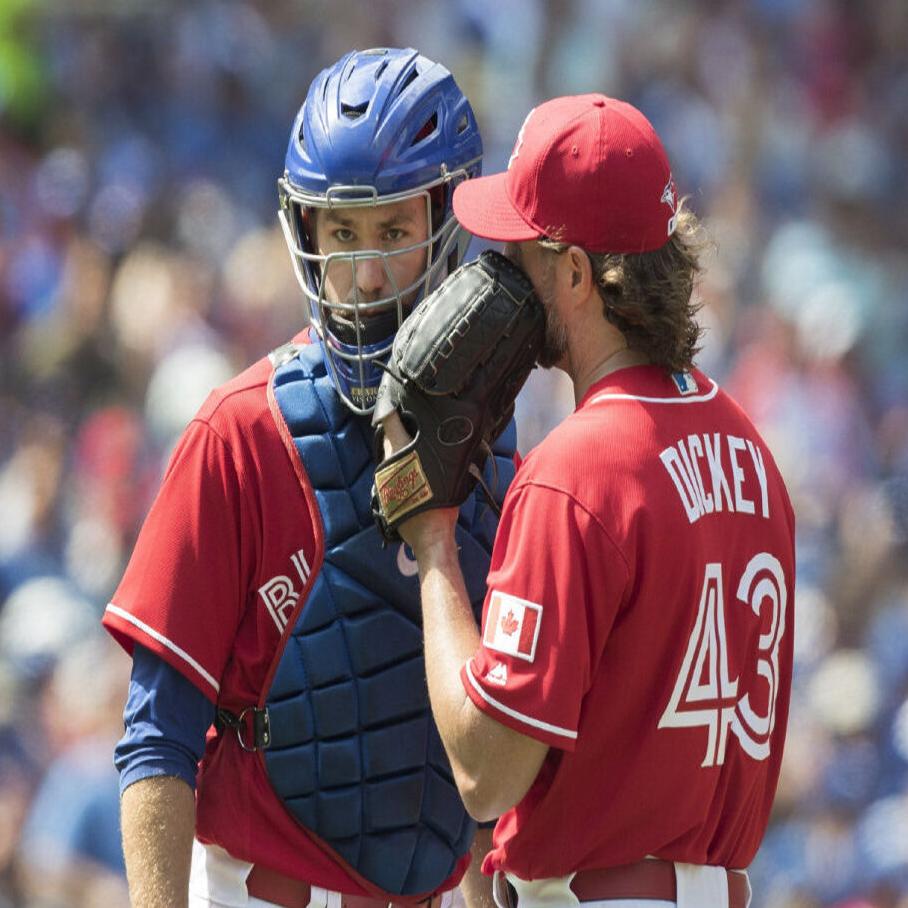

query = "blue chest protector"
263;343;516;896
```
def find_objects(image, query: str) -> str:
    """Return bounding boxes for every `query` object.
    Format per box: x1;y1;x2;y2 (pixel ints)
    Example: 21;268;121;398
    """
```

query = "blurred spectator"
16;636;130;908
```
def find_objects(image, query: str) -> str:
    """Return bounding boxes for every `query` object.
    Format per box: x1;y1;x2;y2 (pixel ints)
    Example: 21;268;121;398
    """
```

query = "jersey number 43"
658;553;788;767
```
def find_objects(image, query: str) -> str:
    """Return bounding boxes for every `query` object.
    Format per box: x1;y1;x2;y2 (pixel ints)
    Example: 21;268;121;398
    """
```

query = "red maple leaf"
501;609;519;636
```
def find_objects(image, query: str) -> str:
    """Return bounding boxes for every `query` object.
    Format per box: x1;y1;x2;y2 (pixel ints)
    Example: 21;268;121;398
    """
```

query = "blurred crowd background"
1;0;907;906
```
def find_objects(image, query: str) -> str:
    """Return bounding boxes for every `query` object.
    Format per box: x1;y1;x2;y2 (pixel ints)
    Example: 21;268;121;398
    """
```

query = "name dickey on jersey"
660;433;769;524
483;591;543;662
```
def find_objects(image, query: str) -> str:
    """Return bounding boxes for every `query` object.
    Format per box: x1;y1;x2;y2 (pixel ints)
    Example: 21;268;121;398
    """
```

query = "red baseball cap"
453;94;678;254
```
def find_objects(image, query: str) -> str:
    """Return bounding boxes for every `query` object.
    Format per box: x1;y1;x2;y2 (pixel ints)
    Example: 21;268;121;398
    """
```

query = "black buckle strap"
216;706;272;752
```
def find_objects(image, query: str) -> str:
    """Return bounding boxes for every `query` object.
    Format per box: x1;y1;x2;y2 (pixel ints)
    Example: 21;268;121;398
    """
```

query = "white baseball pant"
188;839;463;908
492;864;751;908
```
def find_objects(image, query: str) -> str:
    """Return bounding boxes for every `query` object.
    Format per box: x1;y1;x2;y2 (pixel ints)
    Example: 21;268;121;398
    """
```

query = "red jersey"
462;366;795;880
102;343;468;897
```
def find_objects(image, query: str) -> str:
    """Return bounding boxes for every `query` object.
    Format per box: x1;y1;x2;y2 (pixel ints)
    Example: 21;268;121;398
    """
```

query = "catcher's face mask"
279;183;465;415
278;47;483;415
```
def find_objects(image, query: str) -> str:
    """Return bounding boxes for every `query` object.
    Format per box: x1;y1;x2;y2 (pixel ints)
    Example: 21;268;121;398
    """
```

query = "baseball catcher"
372;250;545;540
106;47;529;908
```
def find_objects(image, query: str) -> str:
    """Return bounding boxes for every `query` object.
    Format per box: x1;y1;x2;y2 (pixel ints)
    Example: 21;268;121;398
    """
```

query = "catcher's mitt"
371;249;545;541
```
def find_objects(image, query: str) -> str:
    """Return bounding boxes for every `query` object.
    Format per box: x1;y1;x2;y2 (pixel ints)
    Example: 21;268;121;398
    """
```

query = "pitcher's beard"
538;288;568;369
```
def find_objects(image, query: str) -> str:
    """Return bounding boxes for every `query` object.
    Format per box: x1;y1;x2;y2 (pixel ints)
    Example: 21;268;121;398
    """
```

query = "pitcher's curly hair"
539;199;708;373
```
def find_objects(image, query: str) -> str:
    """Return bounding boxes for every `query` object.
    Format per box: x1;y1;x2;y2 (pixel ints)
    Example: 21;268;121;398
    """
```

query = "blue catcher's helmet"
278;48;483;415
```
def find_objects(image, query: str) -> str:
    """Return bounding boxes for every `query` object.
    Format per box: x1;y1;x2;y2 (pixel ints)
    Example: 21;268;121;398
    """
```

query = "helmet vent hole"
456;114;469;134
401;69;419;92
297;103;308;148
411;112;438;146
375;60;388;79
341;101;369;120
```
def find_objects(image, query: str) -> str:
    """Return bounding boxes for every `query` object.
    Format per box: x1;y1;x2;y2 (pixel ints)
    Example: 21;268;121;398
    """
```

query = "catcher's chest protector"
263;343;516;895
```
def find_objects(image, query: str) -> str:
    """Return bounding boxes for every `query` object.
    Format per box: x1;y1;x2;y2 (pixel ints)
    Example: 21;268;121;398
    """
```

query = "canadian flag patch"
483;591;543;662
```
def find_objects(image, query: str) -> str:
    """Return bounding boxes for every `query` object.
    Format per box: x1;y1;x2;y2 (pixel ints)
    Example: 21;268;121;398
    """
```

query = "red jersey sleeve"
103;417;250;700
462;481;630;750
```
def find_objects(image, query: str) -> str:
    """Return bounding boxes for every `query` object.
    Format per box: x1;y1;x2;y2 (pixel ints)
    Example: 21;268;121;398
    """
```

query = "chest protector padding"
265;344;516;895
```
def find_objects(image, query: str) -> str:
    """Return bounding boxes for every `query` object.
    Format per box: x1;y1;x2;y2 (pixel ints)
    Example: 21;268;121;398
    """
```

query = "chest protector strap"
262;343;516;896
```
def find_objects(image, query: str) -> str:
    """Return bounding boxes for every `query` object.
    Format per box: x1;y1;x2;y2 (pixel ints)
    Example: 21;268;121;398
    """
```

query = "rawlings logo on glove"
374;450;433;526
371;250;545;541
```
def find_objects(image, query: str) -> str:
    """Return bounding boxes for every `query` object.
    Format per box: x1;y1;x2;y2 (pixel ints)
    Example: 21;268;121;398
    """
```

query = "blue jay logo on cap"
508;107;537;170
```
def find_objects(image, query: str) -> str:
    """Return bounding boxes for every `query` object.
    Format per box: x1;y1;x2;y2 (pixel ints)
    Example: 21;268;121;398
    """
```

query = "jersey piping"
588;377;719;406
463;661;577;740
104;603;221;695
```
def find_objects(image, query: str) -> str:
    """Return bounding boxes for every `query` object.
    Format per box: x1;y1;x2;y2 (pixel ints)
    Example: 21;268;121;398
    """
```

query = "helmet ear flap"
293;203;321;284
278;193;323;322
298;205;315;252
429;185;446;237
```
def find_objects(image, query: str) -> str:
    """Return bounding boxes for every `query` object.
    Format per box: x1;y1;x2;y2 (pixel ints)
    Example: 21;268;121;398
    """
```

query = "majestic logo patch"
483;591;542;662
671;371;699;396
485;661;509;686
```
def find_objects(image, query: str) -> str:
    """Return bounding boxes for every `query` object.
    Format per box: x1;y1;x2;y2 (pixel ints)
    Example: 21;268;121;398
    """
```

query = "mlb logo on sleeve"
483;591;543;662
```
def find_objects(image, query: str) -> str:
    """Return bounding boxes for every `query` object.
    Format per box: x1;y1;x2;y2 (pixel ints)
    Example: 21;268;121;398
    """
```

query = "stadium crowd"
1;1;907;905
